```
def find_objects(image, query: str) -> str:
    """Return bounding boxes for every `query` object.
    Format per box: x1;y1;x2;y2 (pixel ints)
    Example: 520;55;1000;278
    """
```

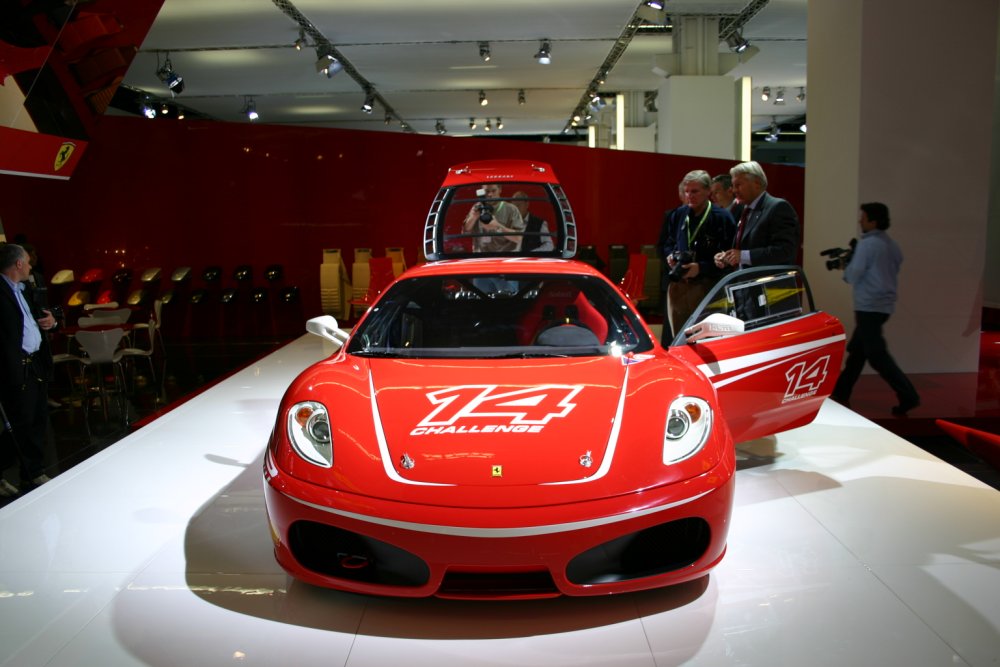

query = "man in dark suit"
0;243;56;497
714;161;800;270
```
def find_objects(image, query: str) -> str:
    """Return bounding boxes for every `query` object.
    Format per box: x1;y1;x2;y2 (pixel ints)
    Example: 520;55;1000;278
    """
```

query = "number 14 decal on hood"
418;385;583;428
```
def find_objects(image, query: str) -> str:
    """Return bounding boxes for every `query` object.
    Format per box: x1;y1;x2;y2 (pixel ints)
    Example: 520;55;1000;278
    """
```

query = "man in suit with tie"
0;243;56;497
714;161;800;270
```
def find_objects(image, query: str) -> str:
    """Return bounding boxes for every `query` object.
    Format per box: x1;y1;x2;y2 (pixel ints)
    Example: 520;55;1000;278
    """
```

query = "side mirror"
305;315;349;346
684;313;745;342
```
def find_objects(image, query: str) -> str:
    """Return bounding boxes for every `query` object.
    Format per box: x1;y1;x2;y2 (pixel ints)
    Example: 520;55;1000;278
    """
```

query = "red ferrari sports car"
263;160;845;599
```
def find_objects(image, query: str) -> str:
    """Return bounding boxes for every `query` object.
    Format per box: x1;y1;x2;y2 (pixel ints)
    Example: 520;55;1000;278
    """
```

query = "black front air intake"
288;521;429;588
566;517;710;585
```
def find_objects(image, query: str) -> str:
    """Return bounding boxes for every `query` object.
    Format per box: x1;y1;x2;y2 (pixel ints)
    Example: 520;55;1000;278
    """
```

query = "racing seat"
519;281;608;345
618;253;647;305
350;256;395;317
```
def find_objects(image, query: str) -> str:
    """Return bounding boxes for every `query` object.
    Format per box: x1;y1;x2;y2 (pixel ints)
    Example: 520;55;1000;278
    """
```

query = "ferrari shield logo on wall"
491;465;503;478
54;142;76;171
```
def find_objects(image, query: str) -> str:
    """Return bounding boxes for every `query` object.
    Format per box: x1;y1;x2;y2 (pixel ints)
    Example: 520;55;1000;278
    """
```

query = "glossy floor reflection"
1;333;998;666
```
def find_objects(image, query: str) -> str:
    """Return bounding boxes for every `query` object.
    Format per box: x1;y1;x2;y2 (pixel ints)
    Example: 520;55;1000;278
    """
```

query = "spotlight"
645;1;665;9
485;118;492;132
176;109;185;120
435;119;446;135
534;40;551;65
361;90;375;113
496;117;503;130
760;86;770;101
596;69;607;85
140;97;156;119
315;47;343;77
160;102;169;115
243;97;258;121
384;113;391;125
774;88;785;105
518;89;526;105
469;117;477;130
478;41;491;62
763;118;780;142
156;56;184;96
726;31;750;53
796;87;806;102
478;89;488;106
294;29;306;50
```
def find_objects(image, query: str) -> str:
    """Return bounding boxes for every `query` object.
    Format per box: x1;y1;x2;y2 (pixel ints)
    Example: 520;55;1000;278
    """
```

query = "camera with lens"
477;201;494;224
474;188;494;224
667;250;696;282
819;238;857;270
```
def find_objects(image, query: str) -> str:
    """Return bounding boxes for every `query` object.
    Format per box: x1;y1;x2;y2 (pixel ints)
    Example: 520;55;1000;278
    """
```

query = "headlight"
287;401;333;468
663;396;712;464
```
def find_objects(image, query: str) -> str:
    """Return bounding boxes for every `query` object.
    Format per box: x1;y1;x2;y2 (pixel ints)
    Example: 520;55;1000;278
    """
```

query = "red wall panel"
0;117;804;339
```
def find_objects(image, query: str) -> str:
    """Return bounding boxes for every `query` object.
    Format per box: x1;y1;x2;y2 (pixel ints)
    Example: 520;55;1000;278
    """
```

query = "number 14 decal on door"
783;356;831;403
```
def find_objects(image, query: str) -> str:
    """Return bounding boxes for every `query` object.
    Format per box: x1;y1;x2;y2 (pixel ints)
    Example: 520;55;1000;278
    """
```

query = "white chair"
75;327;128;426
121;316;163;399
130;299;164;351
88;307;132;324
83;301;119;311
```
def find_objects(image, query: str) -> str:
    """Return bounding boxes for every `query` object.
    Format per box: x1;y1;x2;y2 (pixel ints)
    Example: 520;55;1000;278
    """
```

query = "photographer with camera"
462;182;525;253
830;202;920;416
657;170;737;343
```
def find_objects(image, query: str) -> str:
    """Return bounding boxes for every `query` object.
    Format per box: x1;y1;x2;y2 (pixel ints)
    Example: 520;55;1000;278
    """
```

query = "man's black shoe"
891;398;920;416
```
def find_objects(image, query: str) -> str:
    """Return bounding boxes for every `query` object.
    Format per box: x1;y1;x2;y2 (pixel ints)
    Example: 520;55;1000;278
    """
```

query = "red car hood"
368;357;627;487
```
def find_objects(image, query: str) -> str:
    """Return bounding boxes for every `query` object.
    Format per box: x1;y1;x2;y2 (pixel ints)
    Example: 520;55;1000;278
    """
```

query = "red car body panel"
262;159;845;598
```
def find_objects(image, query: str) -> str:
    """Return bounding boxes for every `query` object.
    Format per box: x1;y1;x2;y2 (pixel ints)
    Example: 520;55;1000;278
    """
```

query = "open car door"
668;266;846;444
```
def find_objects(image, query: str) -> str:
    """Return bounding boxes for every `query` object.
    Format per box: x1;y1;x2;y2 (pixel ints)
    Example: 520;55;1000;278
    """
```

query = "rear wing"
423;160;578;261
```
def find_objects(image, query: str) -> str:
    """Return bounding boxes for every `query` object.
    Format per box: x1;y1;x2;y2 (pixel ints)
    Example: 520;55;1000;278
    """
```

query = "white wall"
805;0;1000;374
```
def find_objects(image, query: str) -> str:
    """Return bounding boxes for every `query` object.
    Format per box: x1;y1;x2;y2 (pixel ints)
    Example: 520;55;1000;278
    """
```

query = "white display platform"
1;333;998;667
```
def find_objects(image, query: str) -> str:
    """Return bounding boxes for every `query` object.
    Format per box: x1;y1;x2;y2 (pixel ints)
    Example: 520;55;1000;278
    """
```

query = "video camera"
667;250;696;282
820;238;856;270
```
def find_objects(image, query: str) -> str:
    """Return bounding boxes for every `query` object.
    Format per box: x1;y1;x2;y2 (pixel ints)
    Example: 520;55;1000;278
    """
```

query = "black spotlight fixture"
361;89;375;113
534;40;552;64
243;96;259;121
435;119;446;135
726;31;751;53
517;89;526;105
156;55;184;96
294;29;306;51
315;46;343;78
140;96;156;119
478;89;488;106
478;41;491;62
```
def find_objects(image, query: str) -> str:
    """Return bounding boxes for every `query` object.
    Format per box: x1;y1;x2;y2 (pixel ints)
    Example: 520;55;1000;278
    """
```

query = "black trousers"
833;311;919;405
0;356;49;480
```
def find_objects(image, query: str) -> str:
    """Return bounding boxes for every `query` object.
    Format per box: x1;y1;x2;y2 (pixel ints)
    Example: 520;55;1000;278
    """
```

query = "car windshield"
347;273;653;359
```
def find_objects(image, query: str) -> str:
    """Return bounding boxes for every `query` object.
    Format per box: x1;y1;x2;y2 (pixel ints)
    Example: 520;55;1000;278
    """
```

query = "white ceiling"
119;0;808;138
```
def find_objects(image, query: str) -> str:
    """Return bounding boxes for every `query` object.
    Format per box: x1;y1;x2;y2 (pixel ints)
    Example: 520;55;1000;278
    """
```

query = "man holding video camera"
657;170;736;342
831;202;920;416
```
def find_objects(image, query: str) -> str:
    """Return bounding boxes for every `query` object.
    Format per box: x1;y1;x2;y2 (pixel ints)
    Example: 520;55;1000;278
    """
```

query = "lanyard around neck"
685;204;711;246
